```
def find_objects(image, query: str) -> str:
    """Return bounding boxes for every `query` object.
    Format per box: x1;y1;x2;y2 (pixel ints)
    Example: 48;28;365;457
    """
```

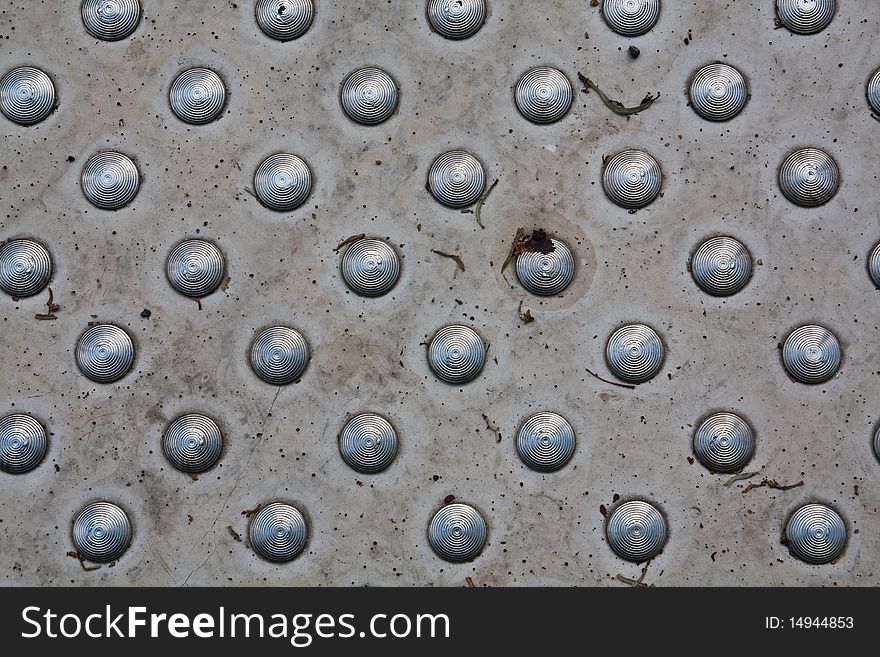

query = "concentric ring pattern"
873;424;880;463
80;151;140;209
253;153;313;211
339;412;398;474
690;236;752;296
81;0;141;41
72;501;132;563
250;326;310;385
605;324;664;383
163;413;223;474
166;239;226;297
868;67;880;114
782;325;841;384
785;504;846;564
602;0;661;37
689;63;748;121
869;241;880;288
602;149;662;209
776;0;835;35
255;0;314;41
340;67;398;125
427;0;486;40
777;147;839;207
169;67;226;124
249;502;308;562
693;412;755;473
0;66;55;125
516;412;576;472
75;324;135;383
427;324;487;384
428;503;487;562
0;414;48;474
514;67;572;124
606;500;668;562
427;150;485;208
0;238;52;298
340;238;401;297
515;237;575;296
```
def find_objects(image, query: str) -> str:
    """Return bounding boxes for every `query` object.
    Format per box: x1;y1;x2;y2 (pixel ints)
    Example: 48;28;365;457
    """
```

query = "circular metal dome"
427;150;485;208
81;0;141;41
249;502;308;562
0;413;48;474
693;412;755;473
166;239;226;298
868;241;880;288
75;324;135;383
605;323;664;383
340;67;398;125
776;0;835;35
253;153;312;212
782;324;841;384
873;424;880;463
785;503;846;564
250;326;310;385
163;413;223;474
606;500;667;562
169;67;226;125
340;238;400;297
689;63;748;121
80;151;140;209
602;0;661;37
428;503;487;562
690;236;752;297
255;0;314;41
516;412;576;472
427;0;486;40
778;147;839;207
339;412;398;473
0;66;55;125
514;67;572;124
868;67;880;115
515;237;575;296
72;501;132;563
602;149;662;209
427;324;487;384
0;238;52;298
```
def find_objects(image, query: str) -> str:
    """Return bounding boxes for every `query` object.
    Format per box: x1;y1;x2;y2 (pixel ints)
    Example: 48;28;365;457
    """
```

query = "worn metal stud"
340;67;398;125
169;67;226;125
255;0;314;41
0;238;52;298
81;0;141;41
606;500;667;562
868;241;880;288
873;424;880;463
249;502;308;562
0;414;48;474
253;153;312;212
782;324;841;384
427;150;485;208
339;412;398;474
0;66;55;125
690;236;752;297
778;147;839;207
776;0;835;35
427;0;486;40
165;239;225;298
785;503;846;564
72;501;132;563
605;323;664;383
689;63;748;121
515;236;575;296
514;67;572;124
868;67;880;115
427;324;487;384
428;503;487;562
250;326;310;385
602;0;661;37
602;149;662;209
340;238;401;297
81;151;140;209
75;324;135;384
163;413;223;474
693;412;755;473
516;412;576;472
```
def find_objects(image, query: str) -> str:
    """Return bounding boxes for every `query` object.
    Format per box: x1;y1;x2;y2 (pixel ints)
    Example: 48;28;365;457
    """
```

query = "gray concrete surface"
1;0;879;586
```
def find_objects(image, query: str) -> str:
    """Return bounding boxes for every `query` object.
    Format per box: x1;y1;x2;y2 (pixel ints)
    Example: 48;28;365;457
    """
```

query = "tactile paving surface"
1;1;879;587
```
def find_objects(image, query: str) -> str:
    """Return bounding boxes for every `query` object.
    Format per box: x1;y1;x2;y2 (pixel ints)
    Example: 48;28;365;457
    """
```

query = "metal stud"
782;325;841;384
163;413;223;474
690;236;752;297
693;412;755;473
0;66;55;125
0;238;52;298
778;148;839;207
340;67;398;125
0;413;48;474
428;503;487;562
602;149;662;209
169;67;226;125
80;151;140;209
250;326;310;385
75;324;135;384
427;324;487;384
515;237;575;296
868;241;880;288
249;502;308;562
606;500;667;562
785;504;846;564
605;323;664;383
253;153;313;212
427;0;486;40
339;412;398;474
514;67;572;124
81;0;141;41
166;239;226;298
602;0;661;37
255;0;314;41
340;238;401;297
515;412;576;472
873;424;880;463
427;150;486;208
72;501;132;563
689;63;748;121
776;0;835;35
868;67;880;115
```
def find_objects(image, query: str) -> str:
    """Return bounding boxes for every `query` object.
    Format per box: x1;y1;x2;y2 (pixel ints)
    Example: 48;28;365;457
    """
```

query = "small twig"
481;413;502;443
431;249;465;275
243;186;257;198
501;227;526;283
616;559;652;587
241;503;262;518
226;526;242;543
578;72;659;118
465;178;498;229
742;478;804;494
517;301;534;324
334;233;366;253
586;367;636;390
66;551;101;572
724;471;759;487
466;576;475;588
34;313;58;320
46;287;60;313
